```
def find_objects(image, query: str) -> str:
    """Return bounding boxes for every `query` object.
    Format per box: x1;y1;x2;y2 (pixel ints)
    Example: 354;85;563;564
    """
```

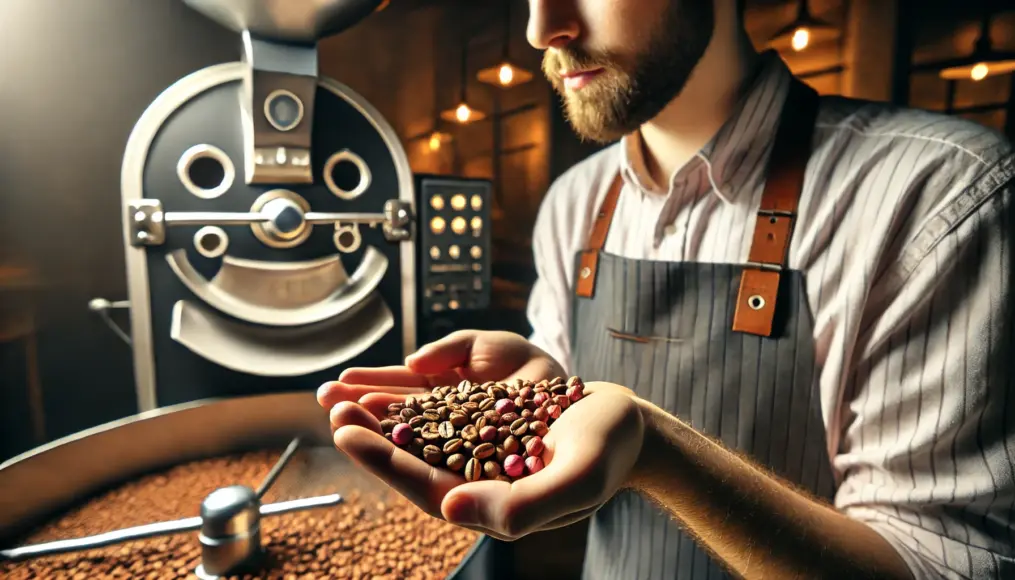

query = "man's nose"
526;0;580;50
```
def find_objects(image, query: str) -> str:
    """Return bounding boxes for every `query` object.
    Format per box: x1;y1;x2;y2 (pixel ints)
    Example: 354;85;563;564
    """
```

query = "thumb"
405;330;480;374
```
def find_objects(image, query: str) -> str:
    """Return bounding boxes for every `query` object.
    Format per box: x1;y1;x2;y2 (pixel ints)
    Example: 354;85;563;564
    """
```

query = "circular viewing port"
193;226;229;259
324;150;372;200
177;144;235;199
263;89;305;132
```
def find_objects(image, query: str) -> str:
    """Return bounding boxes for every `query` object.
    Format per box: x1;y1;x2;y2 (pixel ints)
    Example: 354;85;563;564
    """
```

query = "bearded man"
320;1;1015;578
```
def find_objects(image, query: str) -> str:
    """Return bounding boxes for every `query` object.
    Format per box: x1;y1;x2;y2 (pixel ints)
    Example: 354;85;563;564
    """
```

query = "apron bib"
570;79;838;580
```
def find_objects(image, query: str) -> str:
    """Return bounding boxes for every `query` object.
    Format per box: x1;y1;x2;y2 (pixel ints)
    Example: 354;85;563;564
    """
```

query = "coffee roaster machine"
0;1;498;577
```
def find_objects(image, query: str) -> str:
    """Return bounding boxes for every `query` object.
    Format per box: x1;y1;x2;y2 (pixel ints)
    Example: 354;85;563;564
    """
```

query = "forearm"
627;400;912;580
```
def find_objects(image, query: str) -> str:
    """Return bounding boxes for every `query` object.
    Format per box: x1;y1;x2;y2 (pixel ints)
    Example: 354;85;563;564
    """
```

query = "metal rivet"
580;267;592;279
748;295;765;310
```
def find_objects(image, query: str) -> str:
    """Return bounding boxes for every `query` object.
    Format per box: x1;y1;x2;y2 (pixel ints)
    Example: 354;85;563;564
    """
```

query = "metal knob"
262;198;306;238
196;485;262;579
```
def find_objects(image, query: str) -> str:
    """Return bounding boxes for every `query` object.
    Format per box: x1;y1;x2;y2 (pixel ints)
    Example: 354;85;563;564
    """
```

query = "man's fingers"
405;330;481;374
358;393;411;419
333;425;463;518
329;401;383;434
317;380;425;409
337;366;432;388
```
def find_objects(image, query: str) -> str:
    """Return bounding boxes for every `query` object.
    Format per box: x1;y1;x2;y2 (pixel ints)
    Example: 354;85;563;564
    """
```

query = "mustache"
542;46;615;79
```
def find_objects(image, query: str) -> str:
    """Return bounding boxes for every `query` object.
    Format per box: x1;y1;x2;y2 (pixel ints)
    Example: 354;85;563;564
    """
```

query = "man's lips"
560;68;605;90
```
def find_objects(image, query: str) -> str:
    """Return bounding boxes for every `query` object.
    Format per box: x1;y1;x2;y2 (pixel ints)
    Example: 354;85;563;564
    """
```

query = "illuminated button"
472;263;481;272
430;216;446;234
429;246;440;260
470;245;482;259
451;194;467;211
432;303;444;312
470;195;483;210
433;283;446;293
451;216;467;235
449;245;460;259
449;299;460;310
470;217;482;230
431;195;445;210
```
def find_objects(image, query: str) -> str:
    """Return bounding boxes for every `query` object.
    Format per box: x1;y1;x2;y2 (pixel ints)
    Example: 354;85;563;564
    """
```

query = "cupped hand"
317;330;566;412
328;381;644;541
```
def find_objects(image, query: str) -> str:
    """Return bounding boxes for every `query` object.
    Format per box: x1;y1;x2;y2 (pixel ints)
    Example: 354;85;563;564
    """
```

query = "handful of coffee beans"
381;376;586;482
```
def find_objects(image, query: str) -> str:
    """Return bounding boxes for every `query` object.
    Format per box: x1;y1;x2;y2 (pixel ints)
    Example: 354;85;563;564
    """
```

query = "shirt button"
663;224;677;236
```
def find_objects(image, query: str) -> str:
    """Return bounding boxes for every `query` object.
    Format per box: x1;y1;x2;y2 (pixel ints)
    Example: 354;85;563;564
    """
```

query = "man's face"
530;0;715;143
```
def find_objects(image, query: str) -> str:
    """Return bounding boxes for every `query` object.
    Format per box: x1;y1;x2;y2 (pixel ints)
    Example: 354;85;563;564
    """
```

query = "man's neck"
638;29;760;188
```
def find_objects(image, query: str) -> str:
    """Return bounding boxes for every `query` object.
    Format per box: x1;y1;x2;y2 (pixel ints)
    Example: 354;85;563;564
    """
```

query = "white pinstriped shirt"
527;52;1015;579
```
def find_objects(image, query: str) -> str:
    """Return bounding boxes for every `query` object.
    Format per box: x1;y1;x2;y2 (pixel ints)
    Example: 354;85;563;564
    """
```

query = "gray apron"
571;79;838;580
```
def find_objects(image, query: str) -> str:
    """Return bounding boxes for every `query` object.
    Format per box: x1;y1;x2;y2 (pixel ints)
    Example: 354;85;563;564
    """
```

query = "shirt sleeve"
833;160;1015;579
526;178;576;375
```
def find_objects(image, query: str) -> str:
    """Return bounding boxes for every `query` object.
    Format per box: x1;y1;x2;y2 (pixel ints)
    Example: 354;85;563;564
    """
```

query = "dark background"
0;0;1012;458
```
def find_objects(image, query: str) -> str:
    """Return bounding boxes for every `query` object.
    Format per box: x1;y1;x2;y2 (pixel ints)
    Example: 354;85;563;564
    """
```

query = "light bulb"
971;63;989;81
428;133;441;151
455;104;471;123
791;27;810;51
499;64;514;86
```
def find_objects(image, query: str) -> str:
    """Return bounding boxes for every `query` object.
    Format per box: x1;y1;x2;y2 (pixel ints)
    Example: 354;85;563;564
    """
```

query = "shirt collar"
620;50;796;204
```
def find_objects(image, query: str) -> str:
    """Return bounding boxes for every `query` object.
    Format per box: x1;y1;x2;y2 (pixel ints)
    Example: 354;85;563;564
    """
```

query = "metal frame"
121;62;417;412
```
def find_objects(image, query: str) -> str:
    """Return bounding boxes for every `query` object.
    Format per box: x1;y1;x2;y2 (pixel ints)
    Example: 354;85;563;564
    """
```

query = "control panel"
414;175;492;318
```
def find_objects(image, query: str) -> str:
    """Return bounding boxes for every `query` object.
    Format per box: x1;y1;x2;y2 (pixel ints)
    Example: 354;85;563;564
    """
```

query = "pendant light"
441;34;486;124
767;0;840;53
476;0;534;88
938;7;1015;81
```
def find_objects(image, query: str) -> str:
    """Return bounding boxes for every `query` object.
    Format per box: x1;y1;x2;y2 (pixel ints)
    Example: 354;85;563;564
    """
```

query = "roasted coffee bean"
445;393;458;405
495;446;509;462
473;442;495;460
449;412;470;428
464;458;481;481
463;440;475;451
462;402;480;414
471;412;483;422
530;421;549;437
468;392;488;403
447;453;467;472
496;475;513;483
401;407;419;420
0;450;479;580
503;436;520;455
497;426;511;442
500;412;519;424
439;405;453;420
479;426;497;442
438;421;456;439
533;407;549;422
514;396;526;409
521;435;534;446
535;380;549;392
421;401;437;411
550;384;568;395
422;410;441;422
483;461;502;479
506;387;519;398
521;409;534;420
550;376;565;386
510;418;529;437
408;415;426;429
423;445;444;465
474;416;488;430
488;386;508;399
379;419;398;433
443;438;464;454
456;392;469;402
458;380;472;392
421;423;442;440
478;398;496;411
519;386;533;399
405;396;420;409
461;424;480;443
387;403;405;414
483;410;501;423
526;436;545;456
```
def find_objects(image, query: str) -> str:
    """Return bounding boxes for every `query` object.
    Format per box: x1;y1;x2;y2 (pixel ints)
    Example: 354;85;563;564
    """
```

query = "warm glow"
791;28;810;51
455;104;472;123
470;195;483;210
499;64;514;86
470;216;483;231
430;216;446;234
451;216;467;234
451;194;467;211
429;246;440;259
449;245;461;259
470;246;482;259
971;63;989;81
428;133;441;151
430;195;444;210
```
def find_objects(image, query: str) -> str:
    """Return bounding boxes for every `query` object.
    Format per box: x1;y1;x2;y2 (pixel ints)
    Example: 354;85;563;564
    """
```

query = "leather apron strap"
574;78;820;338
